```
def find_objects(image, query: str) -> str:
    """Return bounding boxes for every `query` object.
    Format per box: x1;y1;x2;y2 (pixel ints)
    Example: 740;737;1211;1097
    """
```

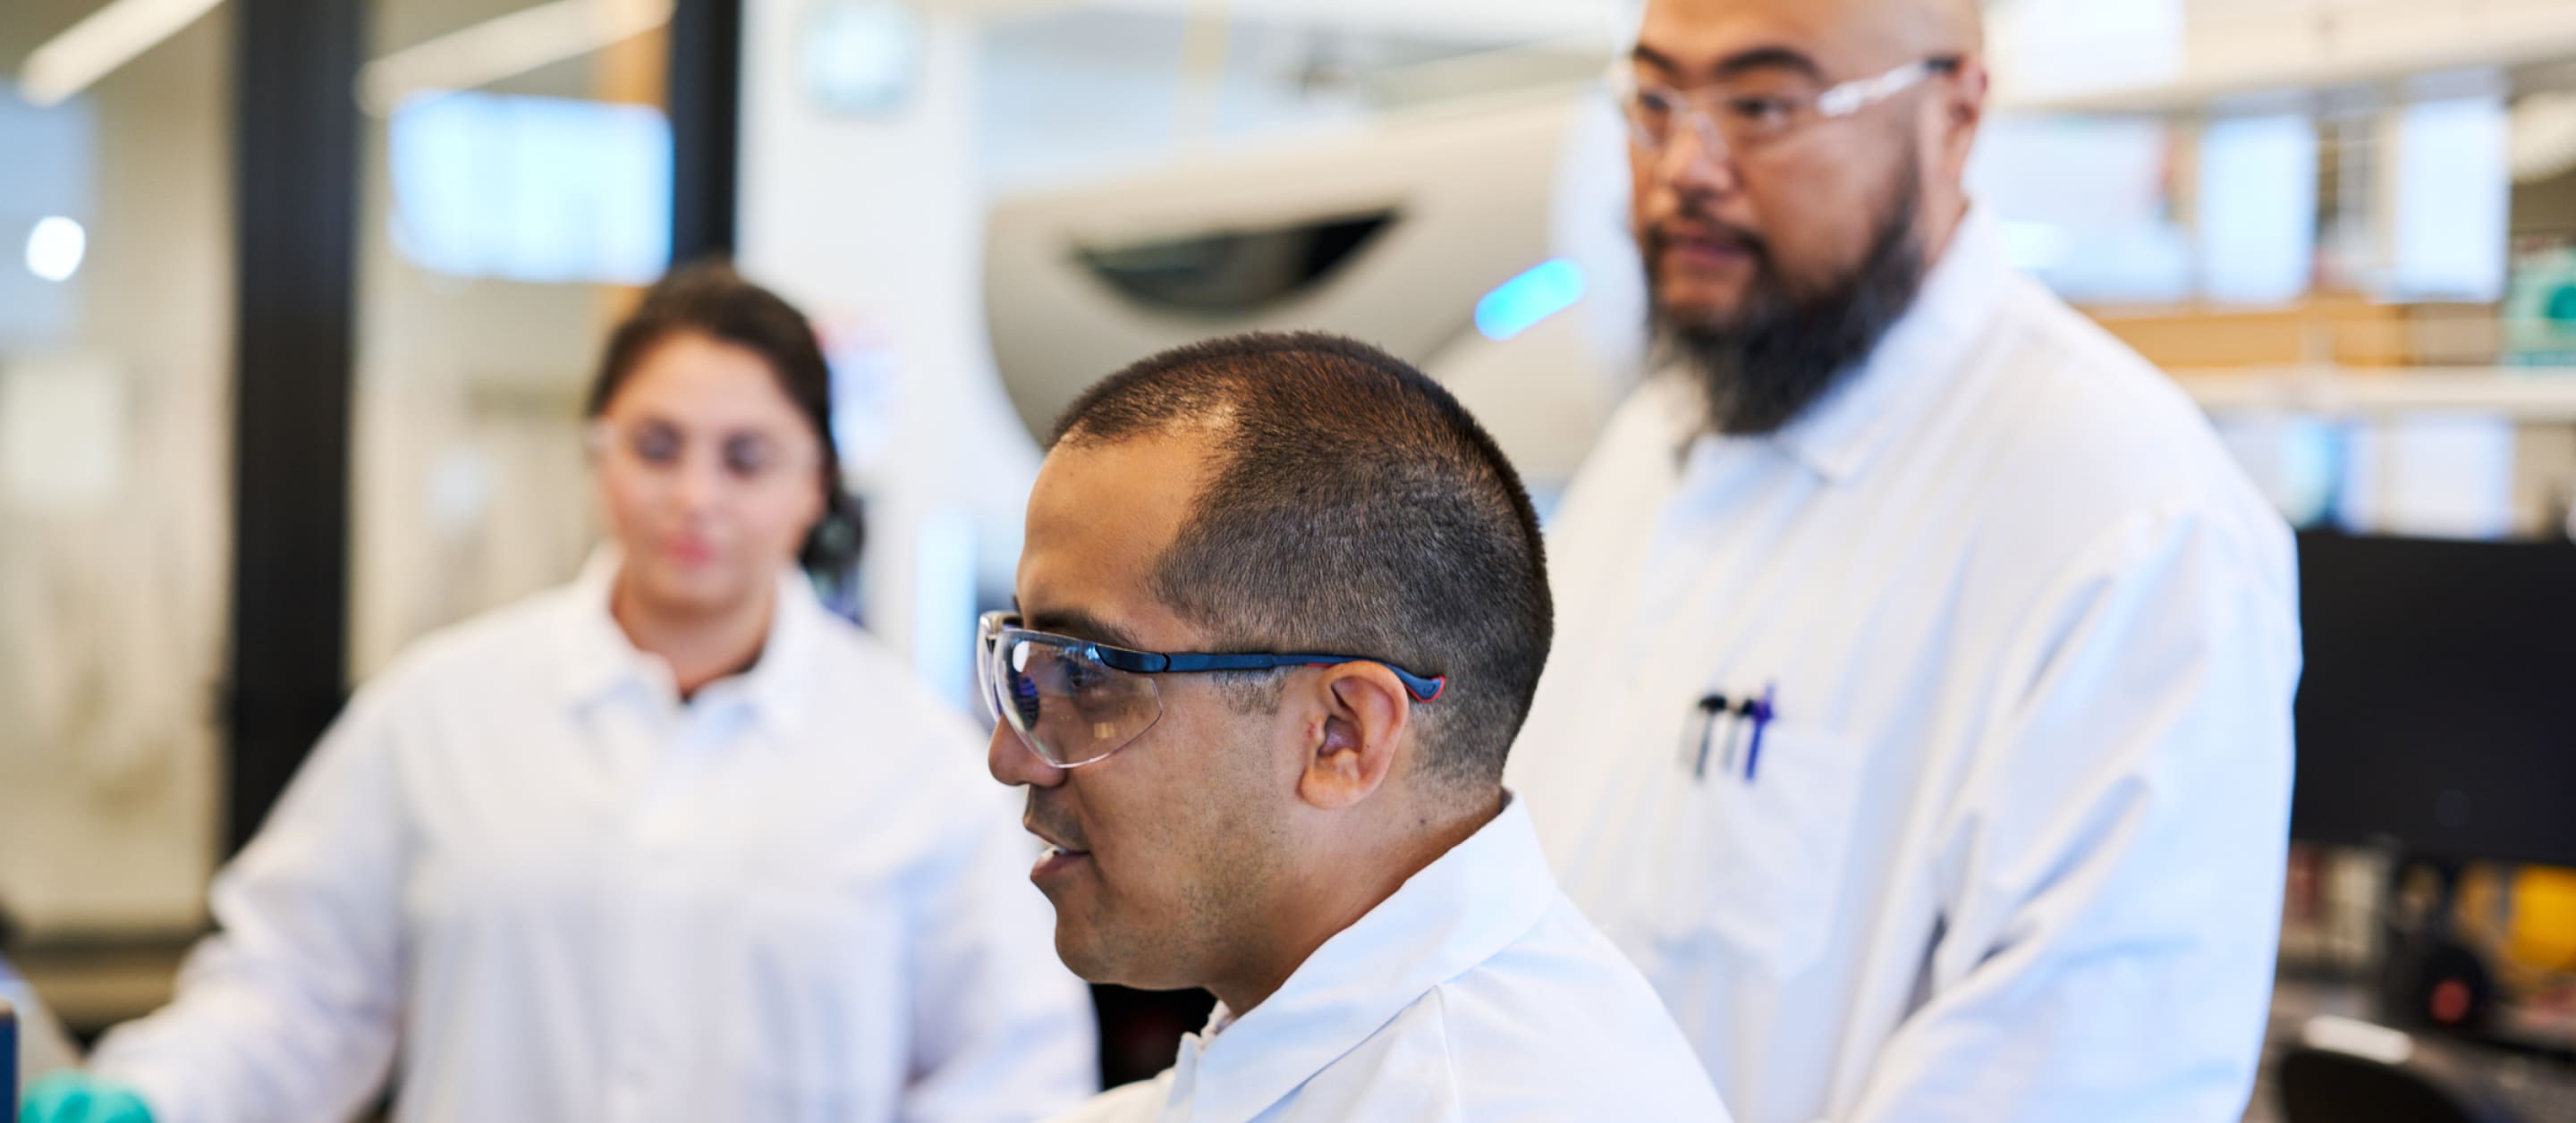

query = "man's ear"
1294;663;1414;811
1938;58;1988;170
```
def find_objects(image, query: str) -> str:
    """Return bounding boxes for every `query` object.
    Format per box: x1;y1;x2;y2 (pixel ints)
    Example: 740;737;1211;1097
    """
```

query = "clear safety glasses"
584;418;821;494
977;612;1447;770
1611;55;1962;158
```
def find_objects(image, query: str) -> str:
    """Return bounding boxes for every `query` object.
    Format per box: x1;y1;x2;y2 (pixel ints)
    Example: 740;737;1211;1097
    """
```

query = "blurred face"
591;331;825;618
987;430;1304;992
1631;0;1933;328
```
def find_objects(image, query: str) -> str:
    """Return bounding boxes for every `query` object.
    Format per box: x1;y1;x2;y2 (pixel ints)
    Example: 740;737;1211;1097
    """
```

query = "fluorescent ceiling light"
16;0;227;107
358;0;674;117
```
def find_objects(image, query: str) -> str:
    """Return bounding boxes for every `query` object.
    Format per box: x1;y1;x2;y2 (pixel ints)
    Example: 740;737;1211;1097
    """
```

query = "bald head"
1633;0;1980;91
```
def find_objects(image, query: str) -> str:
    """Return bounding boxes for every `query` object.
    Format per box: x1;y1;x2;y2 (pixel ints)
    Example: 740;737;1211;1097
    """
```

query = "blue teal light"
1474;258;1586;341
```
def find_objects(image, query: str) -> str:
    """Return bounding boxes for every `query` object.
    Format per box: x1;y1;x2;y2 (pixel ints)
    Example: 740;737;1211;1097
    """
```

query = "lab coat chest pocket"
1652;722;1863;981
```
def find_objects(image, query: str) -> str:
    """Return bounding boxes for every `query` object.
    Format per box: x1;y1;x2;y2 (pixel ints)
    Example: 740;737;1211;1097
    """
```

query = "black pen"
1690;693;1730;780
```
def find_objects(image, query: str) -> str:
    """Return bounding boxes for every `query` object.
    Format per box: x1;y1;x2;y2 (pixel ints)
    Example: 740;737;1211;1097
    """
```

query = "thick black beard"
1648;177;1930;436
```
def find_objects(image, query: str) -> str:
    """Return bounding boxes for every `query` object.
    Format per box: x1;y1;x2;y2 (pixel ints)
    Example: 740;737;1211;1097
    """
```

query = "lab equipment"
982;92;1643;494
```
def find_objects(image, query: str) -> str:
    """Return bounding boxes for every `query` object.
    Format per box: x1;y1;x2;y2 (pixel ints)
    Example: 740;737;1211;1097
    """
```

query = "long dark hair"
586;259;862;578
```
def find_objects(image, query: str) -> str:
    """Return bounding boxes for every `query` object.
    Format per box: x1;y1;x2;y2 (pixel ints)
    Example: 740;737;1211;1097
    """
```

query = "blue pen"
1743;683;1776;782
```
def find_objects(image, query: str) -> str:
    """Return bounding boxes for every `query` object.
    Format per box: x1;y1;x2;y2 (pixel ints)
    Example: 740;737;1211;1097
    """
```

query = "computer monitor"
2292;531;2576;867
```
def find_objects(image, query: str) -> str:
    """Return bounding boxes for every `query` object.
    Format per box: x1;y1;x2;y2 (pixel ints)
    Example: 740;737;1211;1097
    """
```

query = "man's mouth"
1026;816;1092;882
1657;223;1761;272
1033;844;1091;882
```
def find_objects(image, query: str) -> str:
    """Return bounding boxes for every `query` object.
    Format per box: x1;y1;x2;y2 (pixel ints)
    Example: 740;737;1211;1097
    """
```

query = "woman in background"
23;263;1095;1123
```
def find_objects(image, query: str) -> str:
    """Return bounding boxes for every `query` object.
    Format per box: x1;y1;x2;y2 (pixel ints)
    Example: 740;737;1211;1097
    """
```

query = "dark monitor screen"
2292;531;2576;867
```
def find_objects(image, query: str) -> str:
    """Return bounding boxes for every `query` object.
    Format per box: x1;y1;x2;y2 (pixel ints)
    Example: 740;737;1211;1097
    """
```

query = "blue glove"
20;1073;154;1123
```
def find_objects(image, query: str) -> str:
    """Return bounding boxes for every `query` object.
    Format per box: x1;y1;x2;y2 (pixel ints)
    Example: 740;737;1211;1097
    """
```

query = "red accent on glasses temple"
1301;661;1445;704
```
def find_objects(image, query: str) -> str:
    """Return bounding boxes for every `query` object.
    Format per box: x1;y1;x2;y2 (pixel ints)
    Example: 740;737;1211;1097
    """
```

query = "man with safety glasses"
1507;0;2301;1121
980;332;1729;1121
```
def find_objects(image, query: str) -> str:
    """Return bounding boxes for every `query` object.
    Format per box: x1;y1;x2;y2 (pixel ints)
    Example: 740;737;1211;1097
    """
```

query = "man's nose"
988;722;1065;789
1657;114;1742;197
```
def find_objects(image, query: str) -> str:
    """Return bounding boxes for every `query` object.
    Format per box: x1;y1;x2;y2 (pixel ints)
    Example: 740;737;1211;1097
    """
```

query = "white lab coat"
87;553;1097;1123
1506;210;2301;1123
1048;796;1730;1123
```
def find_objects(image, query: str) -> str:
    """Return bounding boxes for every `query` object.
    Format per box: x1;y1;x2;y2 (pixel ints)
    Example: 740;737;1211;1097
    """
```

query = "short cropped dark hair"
1052;332;1552;790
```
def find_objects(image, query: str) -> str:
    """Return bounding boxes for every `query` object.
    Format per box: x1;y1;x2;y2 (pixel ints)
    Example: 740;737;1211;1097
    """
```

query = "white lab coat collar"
1171;793;1558;1123
1663;207;2011;486
552;545;821;739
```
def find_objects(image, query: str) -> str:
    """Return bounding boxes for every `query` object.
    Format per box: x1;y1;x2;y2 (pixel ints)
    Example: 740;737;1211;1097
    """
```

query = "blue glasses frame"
980;612;1446;703
979;612;1451;768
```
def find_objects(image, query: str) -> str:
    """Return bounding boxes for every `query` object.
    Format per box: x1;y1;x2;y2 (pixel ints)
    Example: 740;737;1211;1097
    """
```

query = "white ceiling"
20;0;2576;118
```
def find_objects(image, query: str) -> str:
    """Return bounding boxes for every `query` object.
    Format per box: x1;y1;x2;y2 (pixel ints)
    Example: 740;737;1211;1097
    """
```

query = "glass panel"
1970;114;2193;303
2390;96;2512;303
2197;114;2319;305
0;0;234;937
351;0;673;679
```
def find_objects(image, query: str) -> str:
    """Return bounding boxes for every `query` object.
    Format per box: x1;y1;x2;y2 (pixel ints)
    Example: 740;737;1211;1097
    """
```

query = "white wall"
738;0;1042;706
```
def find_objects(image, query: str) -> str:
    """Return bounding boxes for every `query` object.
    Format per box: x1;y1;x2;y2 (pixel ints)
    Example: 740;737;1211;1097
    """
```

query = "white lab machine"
981;89;1648;496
